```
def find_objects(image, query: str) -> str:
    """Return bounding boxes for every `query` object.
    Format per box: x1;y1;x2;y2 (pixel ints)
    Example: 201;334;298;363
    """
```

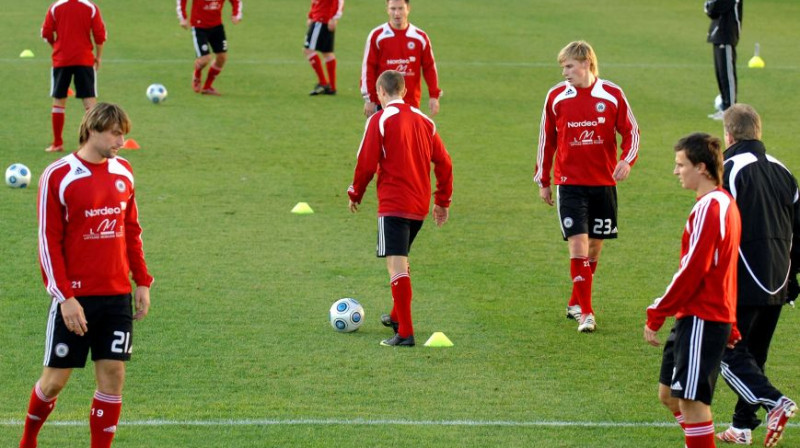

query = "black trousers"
713;43;738;110
720;305;784;429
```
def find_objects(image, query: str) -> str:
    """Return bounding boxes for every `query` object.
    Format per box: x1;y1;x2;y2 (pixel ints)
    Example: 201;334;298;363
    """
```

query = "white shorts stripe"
555;186;566;239
308;22;322;50
686;316;704;400
377;217;386;257
191;27;202;58
43;298;59;366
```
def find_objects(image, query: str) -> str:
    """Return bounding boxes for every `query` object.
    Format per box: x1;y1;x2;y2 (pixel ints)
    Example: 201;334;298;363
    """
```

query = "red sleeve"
330;0;343;20
38;167;73;302
348;114;382;203
41;7;55;45
91;8;106;46
361;30;380;104
124;192;154;288
431;132;453;208
615;89;640;167
177;0;188;21
230;0;242;20
646;201;721;331
534;93;557;188
421;34;441;99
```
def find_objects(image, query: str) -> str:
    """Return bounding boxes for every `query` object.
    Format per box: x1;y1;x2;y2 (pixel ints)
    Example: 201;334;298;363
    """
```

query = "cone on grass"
291;202;314;214
67;88;75;97
19;49;34;58
424;332;453;347
748;43;765;69
121;139;140;150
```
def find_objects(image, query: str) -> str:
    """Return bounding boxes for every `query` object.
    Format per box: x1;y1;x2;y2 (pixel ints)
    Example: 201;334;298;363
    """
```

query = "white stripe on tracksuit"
685;316;704;400
720;361;780;409
377;216;386;256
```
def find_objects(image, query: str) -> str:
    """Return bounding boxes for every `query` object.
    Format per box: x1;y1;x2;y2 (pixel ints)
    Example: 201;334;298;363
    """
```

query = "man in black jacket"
705;0;742;120
717;104;799;446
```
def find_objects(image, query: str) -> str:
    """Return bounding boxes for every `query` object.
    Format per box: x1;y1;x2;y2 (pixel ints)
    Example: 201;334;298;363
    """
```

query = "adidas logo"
611;227;618;234
671;381;683;391
573;275;585;283
75;167;85;175
104;425;117;433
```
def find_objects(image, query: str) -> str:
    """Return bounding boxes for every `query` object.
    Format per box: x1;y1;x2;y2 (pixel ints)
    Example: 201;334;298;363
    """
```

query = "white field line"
3;58;799;70
1;418;799;428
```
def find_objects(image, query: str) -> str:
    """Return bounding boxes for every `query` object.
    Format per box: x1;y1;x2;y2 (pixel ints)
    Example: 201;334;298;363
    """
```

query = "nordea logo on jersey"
567;120;598;128
85;206;122;218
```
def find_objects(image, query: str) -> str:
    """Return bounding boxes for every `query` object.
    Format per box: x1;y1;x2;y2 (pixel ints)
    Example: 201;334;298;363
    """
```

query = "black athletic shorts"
44;294;134;368
192;25;228;57
659;316;731;405
304;21;335;53
377;216;423;257
556;185;618;240
51;66;96;99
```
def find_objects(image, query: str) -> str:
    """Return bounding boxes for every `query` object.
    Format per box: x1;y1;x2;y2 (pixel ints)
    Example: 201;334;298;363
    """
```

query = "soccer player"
705;0;742;120
304;0;344;96
347;70;453;347
41;0;106;153
19;103;153;448
533;40;640;332
361;0;442;118
715;104;798;446
645;132;741;448
178;0;243;96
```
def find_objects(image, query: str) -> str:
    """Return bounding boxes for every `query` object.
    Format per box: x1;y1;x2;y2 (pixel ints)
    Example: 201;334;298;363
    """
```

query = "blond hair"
723;103;762;142
558;41;598;77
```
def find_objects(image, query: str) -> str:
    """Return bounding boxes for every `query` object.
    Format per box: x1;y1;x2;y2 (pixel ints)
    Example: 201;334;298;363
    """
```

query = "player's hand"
94;57;101;71
327;18;337;32
726;325;741;349
133;286;150;321
428;98;440;117
539;186;553;206
433;205;449;227
349;200;359;213
232;16;241;25
613;160;631;181
61;298;88;336
364;102;378;118
180;18;189;29
644;324;660;347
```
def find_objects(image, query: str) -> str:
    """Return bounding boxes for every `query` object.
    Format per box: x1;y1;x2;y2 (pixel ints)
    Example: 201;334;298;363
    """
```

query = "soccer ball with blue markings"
146;84;168;104
5;163;32;188
714;94;723;112
329;298;365;333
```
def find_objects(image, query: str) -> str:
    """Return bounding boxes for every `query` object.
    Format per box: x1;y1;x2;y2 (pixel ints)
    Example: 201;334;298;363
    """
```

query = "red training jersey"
348;100;453;220
534;79;640;188
41;0;106;68
177;0;242;28
361;23;441;109
308;0;343;23
38;153;154;303
646;188;741;331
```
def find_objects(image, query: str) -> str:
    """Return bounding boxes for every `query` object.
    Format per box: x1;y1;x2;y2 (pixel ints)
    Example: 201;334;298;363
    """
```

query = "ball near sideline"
329;298;365;333
714;94;723;112
146;83;168;104
5;163;32;188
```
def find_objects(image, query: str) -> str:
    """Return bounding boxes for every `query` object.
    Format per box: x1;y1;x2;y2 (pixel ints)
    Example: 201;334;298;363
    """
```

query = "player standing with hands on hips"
41;0;106;153
19;103;154;448
304;0;344;96
178;0;243;96
361;0;442;118
348;70;453;347
645;133;741;448
534;40;640;333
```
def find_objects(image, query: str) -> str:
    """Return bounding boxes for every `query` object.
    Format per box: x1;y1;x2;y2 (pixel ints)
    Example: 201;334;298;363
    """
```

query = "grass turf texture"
2;0;800;446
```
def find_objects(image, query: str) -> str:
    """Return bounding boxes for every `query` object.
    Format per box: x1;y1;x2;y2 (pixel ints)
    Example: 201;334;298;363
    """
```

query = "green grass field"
2;0;800;446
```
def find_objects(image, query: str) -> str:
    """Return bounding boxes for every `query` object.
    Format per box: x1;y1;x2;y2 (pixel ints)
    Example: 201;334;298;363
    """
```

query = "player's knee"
39;375;69;397
214;53;227;67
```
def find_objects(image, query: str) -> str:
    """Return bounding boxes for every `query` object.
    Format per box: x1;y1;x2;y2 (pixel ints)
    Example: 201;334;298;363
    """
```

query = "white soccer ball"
5;163;32;188
714;94;723;112
146;84;168;104
329;298;365;333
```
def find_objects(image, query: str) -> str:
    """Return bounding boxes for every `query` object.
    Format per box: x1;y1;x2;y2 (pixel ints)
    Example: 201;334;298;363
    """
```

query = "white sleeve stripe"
38;160;70;303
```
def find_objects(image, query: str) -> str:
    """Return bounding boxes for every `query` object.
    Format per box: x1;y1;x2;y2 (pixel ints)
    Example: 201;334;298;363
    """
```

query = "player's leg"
679;400;716;448
74;65;98;113
322;52;337;94
712;44;736;114
19;368;72;448
47;67;71;152
90;360;125;448
658;329;686;430
88;295;133;448
191;27;213;93
304;22;328;94
202;26;228;94
557;186;591;323
377;217;420;346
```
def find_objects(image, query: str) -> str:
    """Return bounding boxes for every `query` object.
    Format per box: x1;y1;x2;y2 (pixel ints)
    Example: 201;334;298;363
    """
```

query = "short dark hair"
79;103;131;145
674;132;723;186
377;70;405;97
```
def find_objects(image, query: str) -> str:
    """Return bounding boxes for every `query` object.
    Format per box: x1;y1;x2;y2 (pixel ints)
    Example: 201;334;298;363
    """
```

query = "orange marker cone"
67;88;75;97
122;139;140;150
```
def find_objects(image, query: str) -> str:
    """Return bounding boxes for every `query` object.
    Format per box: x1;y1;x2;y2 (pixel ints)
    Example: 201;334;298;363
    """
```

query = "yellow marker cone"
424;332;453;347
19;49;34;58
748;43;765;68
291;202;314;214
